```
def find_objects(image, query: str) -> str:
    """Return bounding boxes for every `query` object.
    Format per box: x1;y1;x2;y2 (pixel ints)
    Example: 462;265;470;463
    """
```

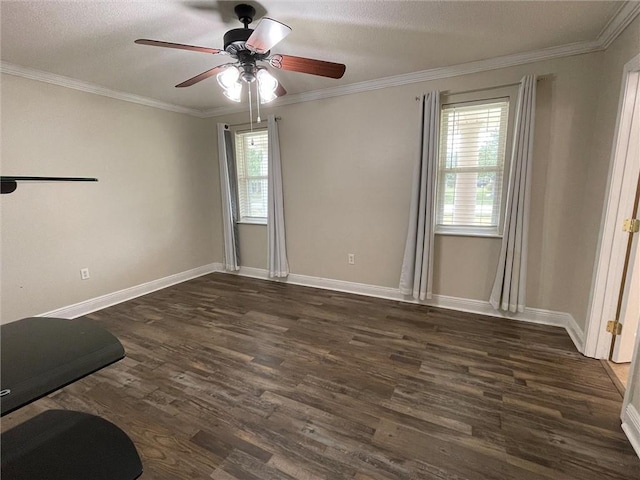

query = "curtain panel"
267;115;289;278
399;91;440;300
490;75;537;312
217;123;240;271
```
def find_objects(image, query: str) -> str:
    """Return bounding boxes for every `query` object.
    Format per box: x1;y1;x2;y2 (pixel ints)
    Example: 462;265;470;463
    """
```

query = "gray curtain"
490;75;537;312
399;91;440;300
267;115;289;277
217;123;240;271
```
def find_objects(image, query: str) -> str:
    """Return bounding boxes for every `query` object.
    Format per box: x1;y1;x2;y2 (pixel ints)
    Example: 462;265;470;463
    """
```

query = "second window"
436;99;510;236
235;129;269;224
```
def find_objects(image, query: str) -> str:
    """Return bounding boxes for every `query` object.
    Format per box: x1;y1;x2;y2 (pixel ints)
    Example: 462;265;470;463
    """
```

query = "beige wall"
0;75;221;323
237;223;267;268
213;51;608;328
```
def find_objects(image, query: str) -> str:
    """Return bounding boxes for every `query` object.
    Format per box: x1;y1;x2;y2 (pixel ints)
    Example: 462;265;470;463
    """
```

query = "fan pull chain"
256;82;262;124
248;86;254;138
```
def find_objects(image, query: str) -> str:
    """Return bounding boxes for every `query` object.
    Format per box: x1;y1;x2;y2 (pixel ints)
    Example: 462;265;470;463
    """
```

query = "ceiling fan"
135;3;346;105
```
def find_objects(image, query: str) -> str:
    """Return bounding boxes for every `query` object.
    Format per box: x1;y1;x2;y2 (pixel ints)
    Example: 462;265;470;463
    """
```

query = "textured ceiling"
0;1;627;112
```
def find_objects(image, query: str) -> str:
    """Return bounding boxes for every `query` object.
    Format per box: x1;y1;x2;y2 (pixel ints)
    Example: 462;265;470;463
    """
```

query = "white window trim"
232;126;269;225
237;218;267;226
435;88;519;237
435;227;503;238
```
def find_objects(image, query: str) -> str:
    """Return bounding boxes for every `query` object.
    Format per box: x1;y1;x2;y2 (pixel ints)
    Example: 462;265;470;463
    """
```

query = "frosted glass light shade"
260;90;277;104
217;66;240;90
223;82;242;102
257;68;278;103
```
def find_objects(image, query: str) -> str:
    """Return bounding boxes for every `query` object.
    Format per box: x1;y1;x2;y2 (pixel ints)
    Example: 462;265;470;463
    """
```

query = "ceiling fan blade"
175;63;235;88
135;39;223;55
270;54;346;79
246;18;291;54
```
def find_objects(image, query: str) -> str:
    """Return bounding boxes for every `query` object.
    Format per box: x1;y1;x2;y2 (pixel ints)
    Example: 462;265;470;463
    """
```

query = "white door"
612;76;640;363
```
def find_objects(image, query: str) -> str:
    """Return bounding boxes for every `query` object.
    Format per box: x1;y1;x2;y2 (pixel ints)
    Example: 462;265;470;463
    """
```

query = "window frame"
232;127;269;226
435;87;518;238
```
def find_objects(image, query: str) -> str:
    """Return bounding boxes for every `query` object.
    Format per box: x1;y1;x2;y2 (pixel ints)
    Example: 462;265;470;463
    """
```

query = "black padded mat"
1;409;142;479
1;317;124;416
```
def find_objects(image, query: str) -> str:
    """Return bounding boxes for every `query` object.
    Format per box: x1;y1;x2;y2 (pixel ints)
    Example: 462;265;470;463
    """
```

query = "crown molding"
204;0;640;119
0;62;207;118
597;0;640;49
3;2;638;119
202;40;601;117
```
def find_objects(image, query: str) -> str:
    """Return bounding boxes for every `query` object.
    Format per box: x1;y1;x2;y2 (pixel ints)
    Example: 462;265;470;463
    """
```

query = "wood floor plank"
3;273;638;479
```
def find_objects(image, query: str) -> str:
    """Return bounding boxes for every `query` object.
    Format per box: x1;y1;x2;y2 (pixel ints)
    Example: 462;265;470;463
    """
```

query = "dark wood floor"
3;273;639;479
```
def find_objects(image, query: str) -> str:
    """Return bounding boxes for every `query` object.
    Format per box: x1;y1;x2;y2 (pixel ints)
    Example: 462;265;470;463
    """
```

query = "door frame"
584;52;640;359
621;309;640;457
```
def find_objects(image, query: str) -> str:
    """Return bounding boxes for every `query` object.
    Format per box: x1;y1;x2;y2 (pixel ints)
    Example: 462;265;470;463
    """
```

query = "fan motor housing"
223;28;252;54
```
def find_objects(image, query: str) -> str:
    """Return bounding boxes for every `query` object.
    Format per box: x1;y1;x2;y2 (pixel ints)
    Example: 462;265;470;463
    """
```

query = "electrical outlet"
80;268;90;280
348;253;355;265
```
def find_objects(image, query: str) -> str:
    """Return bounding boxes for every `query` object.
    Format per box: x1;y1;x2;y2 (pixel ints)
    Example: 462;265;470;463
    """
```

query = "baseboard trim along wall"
37;263;219;319
229;266;585;353
37;262;585;353
622;404;640;458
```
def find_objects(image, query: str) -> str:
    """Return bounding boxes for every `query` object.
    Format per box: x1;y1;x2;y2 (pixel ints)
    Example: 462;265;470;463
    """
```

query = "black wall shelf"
1;176;98;194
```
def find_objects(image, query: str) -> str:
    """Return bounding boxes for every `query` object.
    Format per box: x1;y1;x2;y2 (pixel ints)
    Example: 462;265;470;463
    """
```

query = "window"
234;129;268;224
436;99;510;236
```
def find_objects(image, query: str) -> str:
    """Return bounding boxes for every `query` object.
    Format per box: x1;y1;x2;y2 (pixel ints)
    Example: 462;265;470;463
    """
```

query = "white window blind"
234;129;268;223
436;99;509;235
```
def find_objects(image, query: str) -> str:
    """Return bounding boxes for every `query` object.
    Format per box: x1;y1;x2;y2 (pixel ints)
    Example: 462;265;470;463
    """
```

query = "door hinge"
606;320;623;336
622;218;640;233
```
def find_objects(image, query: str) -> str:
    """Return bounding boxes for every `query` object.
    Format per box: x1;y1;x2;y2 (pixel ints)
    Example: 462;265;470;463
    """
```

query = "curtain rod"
224;116;281;127
417;75;550;100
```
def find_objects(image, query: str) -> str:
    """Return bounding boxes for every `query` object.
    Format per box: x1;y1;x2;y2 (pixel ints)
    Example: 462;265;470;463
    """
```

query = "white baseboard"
38;263;221;319
226;267;585;352
622;403;640;458
36;262;584;353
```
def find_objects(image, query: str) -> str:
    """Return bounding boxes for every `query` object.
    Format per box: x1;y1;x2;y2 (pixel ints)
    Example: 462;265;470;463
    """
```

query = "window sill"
237;220;267;226
435;229;502;239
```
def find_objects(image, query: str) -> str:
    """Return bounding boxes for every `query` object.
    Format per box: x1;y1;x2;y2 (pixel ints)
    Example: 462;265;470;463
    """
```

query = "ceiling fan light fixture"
216;66;240;90
135;2;347;104
223;81;243;102
135;5;345;113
